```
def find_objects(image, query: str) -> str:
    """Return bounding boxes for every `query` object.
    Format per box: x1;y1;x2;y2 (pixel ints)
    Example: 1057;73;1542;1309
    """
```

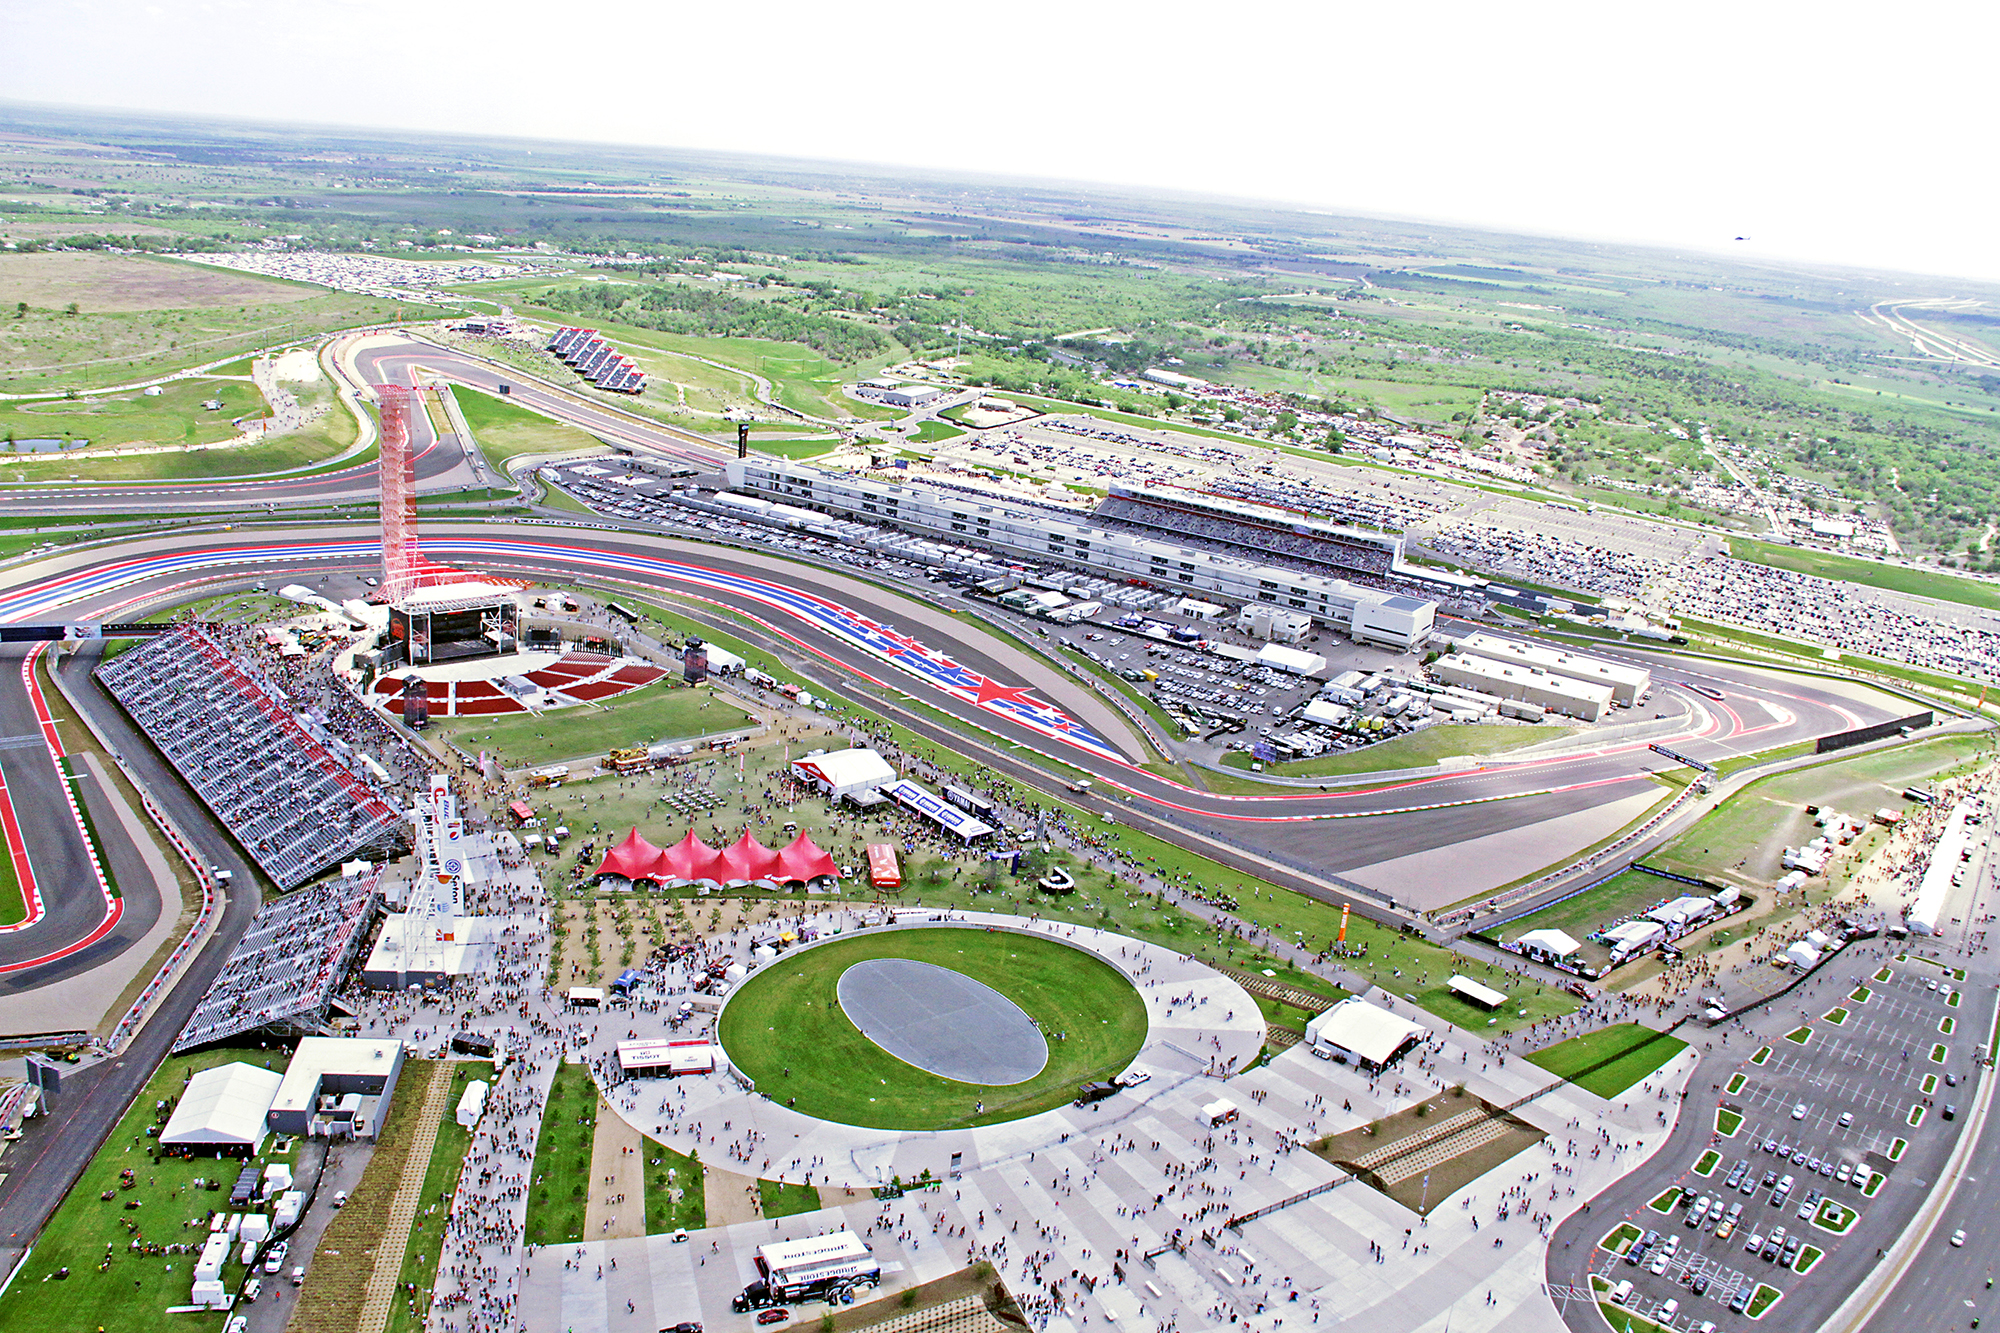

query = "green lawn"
1748;1284;1782;1317
386;1064;479;1333
717;928;1146;1130
0;1046;285;1333
0;374;267;453
643;1143;707;1236
1527;1023;1688;1099
746;437;842;460
525;1062;597;1246
758;1178;823;1220
1216;723;1568;780
1695;1149;1720;1174
908;420;964;445
1729;537;2000;612
1649;733;1993;886
1497;868;1688;961
452;386;610;467
428;683;752;769
0;835;24;927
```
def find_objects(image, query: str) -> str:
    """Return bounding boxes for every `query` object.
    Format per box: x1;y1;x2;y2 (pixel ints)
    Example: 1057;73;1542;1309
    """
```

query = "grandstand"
1093;484;1403;578
545;327;646;395
172;869;381;1053
96;627;407;890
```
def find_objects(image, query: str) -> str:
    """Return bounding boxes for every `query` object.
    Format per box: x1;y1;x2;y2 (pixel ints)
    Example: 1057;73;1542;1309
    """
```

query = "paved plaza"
325;860;1697;1333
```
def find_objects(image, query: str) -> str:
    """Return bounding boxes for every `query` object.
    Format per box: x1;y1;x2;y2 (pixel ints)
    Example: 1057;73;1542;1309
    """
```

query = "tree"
13;302;24;319
64;302;80;316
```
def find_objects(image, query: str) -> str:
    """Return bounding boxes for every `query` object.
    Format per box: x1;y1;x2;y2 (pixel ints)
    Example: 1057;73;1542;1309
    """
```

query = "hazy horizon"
7;0;1997;284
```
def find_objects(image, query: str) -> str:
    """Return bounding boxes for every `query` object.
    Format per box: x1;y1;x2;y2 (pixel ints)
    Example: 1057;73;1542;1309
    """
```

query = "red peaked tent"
712;831;781;885
652;831;718;884
595;828;661;881
774;832;838;884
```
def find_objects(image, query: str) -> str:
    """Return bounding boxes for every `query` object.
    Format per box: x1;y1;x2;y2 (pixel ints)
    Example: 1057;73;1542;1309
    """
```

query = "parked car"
263;1241;289;1275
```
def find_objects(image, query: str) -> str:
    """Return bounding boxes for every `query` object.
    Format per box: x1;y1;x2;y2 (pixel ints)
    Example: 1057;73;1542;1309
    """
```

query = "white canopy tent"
160;1062;285;1153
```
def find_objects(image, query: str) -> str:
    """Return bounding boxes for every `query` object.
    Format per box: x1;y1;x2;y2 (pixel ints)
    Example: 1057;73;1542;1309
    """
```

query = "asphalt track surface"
0;334;1928;1290
0;341;728;515
835;959;1049;1085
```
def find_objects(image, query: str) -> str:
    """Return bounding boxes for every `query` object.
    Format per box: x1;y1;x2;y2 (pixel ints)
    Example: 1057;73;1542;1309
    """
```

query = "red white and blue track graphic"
0;537;1129;767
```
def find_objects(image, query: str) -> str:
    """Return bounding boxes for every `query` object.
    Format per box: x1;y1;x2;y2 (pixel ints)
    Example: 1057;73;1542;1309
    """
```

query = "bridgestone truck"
731;1230;881;1311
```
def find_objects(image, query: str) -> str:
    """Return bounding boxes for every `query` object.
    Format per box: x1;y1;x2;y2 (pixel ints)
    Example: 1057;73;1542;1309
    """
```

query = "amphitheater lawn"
1527;1022;1687;1099
719;928;1147;1131
429;684;753;769
0;1046;282;1333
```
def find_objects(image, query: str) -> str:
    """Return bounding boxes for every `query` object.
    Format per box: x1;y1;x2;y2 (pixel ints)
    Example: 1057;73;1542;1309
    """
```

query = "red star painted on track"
973;677;1042;708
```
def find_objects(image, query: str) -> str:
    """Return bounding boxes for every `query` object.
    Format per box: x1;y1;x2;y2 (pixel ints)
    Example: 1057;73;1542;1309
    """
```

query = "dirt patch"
0;251;319;311
1312;1087;1545;1214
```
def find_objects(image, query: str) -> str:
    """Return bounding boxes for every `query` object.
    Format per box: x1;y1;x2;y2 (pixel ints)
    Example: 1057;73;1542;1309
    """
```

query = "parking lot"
1596;956;1981;1329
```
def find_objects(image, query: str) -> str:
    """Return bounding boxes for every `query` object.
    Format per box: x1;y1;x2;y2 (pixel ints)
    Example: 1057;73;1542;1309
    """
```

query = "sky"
10;0;1999;282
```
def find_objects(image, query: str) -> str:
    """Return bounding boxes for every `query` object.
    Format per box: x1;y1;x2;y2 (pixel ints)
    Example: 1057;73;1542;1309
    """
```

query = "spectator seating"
96;627;407;890
172;869;381;1052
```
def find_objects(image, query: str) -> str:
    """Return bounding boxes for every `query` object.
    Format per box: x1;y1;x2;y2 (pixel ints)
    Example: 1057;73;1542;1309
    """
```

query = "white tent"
1300;699;1351;727
1515;928;1581;960
456;1079;489;1130
160;1062;284;1152
791;748;896;802
1254;644;1328;677
1785;941;1821;970
1304;998;1428;1070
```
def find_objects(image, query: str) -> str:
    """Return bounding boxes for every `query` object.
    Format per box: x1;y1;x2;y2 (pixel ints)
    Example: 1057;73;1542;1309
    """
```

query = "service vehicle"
731;1232;879;1312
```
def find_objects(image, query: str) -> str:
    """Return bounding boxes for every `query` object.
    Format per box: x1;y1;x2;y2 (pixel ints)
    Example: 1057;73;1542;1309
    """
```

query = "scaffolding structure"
377;385;421;598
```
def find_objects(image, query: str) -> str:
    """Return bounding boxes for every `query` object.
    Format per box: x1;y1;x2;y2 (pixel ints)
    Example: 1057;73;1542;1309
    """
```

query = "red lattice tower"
377;384;420;598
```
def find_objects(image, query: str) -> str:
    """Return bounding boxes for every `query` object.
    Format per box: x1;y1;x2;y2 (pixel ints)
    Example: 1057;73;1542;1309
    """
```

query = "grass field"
1729;537;2000;612
1;389;360;484
643;1143;707;1235
0;257;425;394
1216;722;1568;781
1650;733;1993;886
524;1062;597;1247
428;683;752;768
1496;868;1692;960
0;833;24;927
0;375;268;452
452;387;609;468
908;420;965;445
385;1064;479;1333
0;1046;285;1333
717;928;1146;1130
1527;1023;1688;1099
758;1178;822;1220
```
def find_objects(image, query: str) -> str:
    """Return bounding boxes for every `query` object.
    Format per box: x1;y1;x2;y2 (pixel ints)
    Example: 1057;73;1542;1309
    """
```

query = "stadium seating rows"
172;869;381;1052
97;627;407;890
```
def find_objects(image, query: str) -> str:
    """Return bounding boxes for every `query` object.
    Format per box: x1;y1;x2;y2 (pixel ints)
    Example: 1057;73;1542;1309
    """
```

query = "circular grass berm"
718;927;1147;1131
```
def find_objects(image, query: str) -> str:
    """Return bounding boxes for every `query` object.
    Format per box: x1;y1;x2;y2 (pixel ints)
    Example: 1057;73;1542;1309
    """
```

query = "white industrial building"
1238;604;1314;644
266;1037;406;1140
160;1062;285;1154
1907;798;1979;935
1433;651;1614;722
854;379;946;408
1303;997;1429;1071
723;459;1438;650
1452;632;1651;707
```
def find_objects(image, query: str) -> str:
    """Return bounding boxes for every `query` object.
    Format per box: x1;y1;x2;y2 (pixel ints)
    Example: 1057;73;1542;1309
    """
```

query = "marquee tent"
595;828;662;881
774;832;838;884
651;831;718;884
